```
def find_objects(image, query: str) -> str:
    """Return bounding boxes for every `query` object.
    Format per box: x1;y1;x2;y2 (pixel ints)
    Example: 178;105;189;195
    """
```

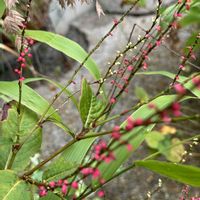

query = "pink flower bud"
49;181;56;188
71;181;78;189
98;190;105;198
174;84;186;95
61;184;67;196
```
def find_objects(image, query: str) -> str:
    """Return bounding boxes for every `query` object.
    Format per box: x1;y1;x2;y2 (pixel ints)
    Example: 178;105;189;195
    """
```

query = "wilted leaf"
4;0;18;9
165;138;185;163
96;0;105;18
160;125;176;135
3;10;24;34
145;131;165;149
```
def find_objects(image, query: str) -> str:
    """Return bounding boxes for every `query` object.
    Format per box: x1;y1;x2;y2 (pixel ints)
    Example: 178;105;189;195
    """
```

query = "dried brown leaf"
4;0;19;9
58;0;90;8
96;0;105;18
3;10;24;34
58;0;66;8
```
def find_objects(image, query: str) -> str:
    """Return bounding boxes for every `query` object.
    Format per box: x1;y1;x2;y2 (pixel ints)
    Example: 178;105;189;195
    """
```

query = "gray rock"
99;0;175;15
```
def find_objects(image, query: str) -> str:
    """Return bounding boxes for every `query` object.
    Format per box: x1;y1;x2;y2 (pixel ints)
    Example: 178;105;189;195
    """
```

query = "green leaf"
40;192;61;200
0;0;5;18
43;158;78;182
42;136;96;181
180;3;200;27
145;131;165;149
136;71;200;98
135;160;200;187
25;30;101;80
134;86;149;103
183;32;200;53
79;79;92;125
0;103;42;171
47;118;75;138
160;4;177;29
79;79;105;128
0;170;32;200
23;78;75;137
0;81;60;121
24;77;78;110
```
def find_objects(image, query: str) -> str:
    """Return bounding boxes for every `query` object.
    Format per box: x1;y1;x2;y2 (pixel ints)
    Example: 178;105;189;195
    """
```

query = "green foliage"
146;131;185;163
79;79;105;128
136;160;200;187
25;30;101;80
145;131;165;149
160;3;177;29
0;0;5;18
0;102;42;171
0;81;60;121
180;0;200;27
134;86;149;103
42;136;96;181
0;170;32;199
43;158;78;182
24;77;79;110
40;193;60;200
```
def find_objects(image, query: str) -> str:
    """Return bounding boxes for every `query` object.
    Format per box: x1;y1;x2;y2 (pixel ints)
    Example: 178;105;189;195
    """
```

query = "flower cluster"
15;38;34;81
38;179;79;198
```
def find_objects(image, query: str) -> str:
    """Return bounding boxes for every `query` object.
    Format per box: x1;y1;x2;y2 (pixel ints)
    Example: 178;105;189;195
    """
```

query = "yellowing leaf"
160;125;176;135
145;131;165;149
166;138;185;163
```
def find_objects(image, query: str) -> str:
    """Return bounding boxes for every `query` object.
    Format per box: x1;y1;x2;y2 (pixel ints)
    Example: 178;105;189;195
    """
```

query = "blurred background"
0;0;200;199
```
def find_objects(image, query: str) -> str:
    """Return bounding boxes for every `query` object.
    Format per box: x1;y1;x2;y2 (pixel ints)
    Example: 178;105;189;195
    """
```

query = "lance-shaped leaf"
43;158;78;182
0;81;60;121
25;30;101;80
0;170;32;200
135;160;200;187
79;79;105;127
136;71;200;98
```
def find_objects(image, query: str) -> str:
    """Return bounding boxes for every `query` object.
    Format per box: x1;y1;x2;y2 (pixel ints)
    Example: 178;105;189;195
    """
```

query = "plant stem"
22;138;77;177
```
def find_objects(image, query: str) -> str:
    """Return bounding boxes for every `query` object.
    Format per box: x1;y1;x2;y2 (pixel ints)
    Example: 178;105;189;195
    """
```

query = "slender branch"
22;139;77;177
